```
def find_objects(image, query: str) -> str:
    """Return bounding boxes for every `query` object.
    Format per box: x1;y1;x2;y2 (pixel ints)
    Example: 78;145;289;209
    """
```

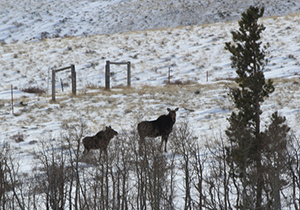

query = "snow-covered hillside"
1;0;300;43
0;0;300;209
0;0;300;144
0;13;299;161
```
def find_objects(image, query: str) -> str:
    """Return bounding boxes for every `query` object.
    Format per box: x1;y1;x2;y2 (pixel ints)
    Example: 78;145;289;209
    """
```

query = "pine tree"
263;112;290;210
224;6;274;210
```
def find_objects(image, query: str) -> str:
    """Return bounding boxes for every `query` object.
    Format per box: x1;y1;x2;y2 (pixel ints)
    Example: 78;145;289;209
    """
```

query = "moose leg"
103;149;109;162
139;136;145;155
83;149;87;155
99;149;103;161
81;148;90;160
83;148;89;155
139;136;145;145
161;135;169;152
160;137;164;152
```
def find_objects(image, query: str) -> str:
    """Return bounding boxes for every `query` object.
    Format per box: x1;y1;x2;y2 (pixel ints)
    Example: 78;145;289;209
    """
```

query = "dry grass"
4;75;299;142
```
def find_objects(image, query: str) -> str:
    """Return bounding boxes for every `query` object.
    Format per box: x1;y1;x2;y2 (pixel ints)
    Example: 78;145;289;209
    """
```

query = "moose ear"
167;108;171;112
175;107;179;111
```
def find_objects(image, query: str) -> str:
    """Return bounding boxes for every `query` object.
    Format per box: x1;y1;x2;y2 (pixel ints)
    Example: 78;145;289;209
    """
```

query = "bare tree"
0;143;28;210
171;122;197;210
109;131;133;210
205;134;233;210
287;134;300;210
191;142;207;209
62;117;88;210
0;144;8;209
35;139;67;210
147;138;169;209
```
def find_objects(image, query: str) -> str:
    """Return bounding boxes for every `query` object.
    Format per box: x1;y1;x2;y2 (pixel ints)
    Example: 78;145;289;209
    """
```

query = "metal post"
105;60;110;89
71;64;76;95
168;67;171;84
60;78;64;92
206;71;208;82
127;61;131;87
11;84;14;115
52;69;56;101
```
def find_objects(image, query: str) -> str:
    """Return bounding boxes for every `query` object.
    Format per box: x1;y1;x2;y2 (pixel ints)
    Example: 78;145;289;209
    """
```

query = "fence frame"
52;64;76;101
105;60;131;89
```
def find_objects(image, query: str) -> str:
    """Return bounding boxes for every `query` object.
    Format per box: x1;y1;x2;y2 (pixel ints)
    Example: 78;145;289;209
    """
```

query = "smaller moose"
138;107;179;152
82;126;118;156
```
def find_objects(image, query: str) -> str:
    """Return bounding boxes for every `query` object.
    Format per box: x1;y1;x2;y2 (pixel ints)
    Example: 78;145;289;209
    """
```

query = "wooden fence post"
60;78;64;92
71;64;76;95
11;84;14;115
52;69;56;101
52;65;76;101
168;67;171;84
104;60;131;89
105;61;110;89
127;61;131;87
206;71;208;82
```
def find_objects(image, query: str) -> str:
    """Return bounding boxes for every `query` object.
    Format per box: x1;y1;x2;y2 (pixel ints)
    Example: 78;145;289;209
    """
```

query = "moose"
82;126;118;156
137;107;179;152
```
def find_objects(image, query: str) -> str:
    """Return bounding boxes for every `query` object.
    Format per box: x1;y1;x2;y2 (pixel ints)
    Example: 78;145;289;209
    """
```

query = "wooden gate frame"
105;60;131;89
52;64;76;101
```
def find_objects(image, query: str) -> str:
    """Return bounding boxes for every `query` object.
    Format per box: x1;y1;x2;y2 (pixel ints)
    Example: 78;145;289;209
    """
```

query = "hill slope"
0;0;299;181
0;13;300;146
0;0;300;43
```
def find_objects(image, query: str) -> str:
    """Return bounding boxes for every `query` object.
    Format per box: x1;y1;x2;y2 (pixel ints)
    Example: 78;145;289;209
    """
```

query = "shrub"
40;31;50;39
21;86;46;96
11;132;24;143
164;79;196;85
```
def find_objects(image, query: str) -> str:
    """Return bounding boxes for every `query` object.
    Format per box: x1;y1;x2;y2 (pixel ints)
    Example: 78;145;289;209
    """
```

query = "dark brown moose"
82;126;118;156
138;107;179;152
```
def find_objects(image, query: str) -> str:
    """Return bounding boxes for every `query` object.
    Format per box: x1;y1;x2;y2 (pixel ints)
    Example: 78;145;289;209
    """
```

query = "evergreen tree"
263;112;290;210
225;6;274;210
